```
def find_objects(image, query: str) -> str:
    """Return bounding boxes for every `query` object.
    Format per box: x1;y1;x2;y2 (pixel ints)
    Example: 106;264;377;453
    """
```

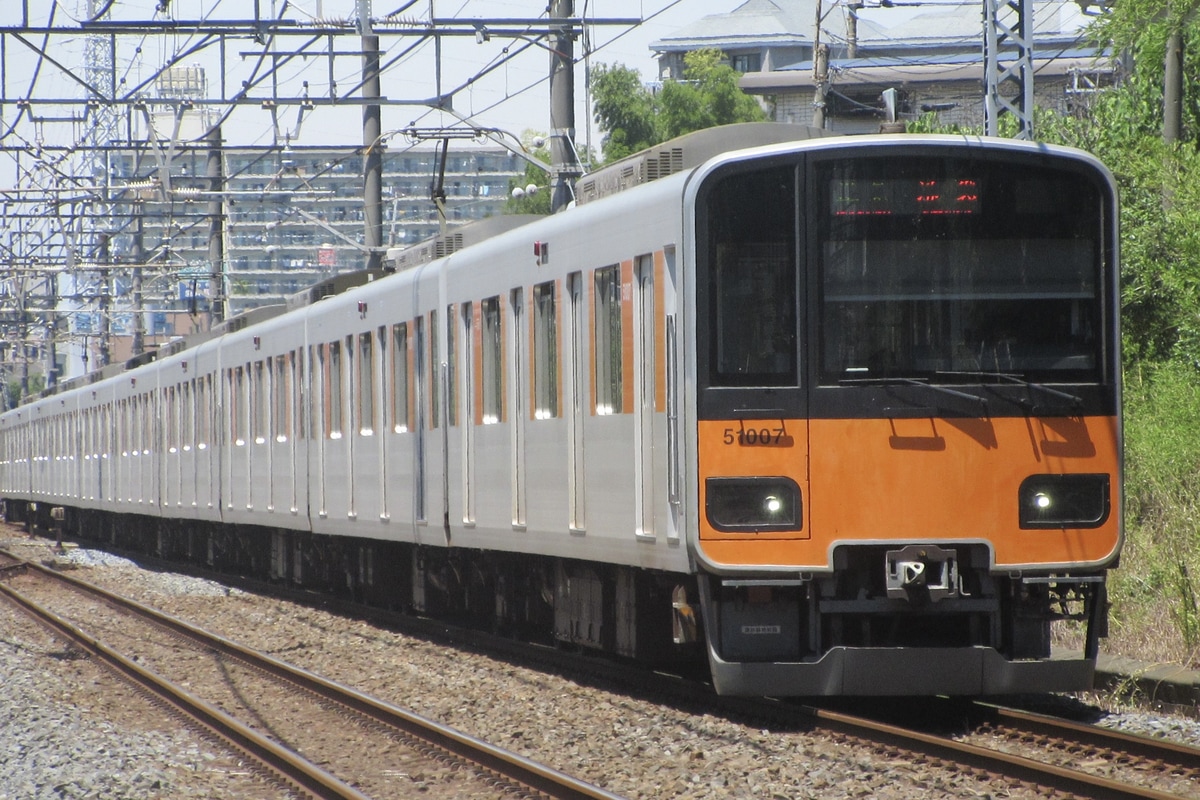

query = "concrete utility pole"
549;0;582;213
207;125;226;326
360;0;384;270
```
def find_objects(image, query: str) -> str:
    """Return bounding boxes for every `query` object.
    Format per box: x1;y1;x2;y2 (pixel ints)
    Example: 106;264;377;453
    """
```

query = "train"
0;124;1122;696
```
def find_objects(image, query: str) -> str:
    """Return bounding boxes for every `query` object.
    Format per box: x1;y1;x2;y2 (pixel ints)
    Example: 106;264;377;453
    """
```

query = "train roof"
574;122;835;206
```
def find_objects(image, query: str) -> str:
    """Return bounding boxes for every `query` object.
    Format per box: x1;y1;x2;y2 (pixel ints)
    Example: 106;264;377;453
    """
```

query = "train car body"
0;125;1122;696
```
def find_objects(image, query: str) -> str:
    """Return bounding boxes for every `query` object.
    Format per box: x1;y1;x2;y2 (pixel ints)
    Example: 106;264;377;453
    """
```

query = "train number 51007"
722;425;793;447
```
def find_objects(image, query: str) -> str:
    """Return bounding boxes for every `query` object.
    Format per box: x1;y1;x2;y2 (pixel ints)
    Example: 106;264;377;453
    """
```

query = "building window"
731;53;761;73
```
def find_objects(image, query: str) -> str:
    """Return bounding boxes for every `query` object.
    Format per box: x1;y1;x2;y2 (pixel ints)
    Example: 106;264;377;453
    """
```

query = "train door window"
635;254;655;539
328;340;343;439
594;265;623;415
461;303;474;424
533;281;559;419
274;355;290;442
447;304;458;427
254;360;267;444
182;381;193;452
430;309;440;429
302;347;316;441
166;386;178;454
414;315;427;522
510;287;526;526
391;323;409;432
196;376;209;451
461;301;475;523
566;272;586;531
289;351;302;441
233;367;248;447
481;296;503;424
359;332;375;436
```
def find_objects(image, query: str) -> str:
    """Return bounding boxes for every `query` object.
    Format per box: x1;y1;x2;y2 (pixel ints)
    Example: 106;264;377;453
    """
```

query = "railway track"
0;549;626;800
5;540;1198;800
790;700;1200;800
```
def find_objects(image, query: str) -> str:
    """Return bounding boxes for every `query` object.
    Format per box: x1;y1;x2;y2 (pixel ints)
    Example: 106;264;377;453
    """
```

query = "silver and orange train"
0;125;1122;695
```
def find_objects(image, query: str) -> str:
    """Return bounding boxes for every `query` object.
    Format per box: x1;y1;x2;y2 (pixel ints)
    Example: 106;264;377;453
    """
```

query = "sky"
1;0;744;165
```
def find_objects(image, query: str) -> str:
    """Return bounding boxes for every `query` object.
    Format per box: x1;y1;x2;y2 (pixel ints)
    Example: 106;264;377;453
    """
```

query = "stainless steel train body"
0;127;1122;695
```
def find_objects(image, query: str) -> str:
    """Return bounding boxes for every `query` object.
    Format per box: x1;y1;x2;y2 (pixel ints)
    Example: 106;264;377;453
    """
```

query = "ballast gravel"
3;533;1199;800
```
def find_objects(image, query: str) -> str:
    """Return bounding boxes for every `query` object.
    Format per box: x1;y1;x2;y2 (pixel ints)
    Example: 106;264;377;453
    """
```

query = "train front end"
686;136;1121;696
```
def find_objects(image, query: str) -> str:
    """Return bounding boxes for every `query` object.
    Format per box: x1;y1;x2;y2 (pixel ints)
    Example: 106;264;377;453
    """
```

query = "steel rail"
0;577;371;800
975;702;1200;772
804;704;1188;800
6;554;627;800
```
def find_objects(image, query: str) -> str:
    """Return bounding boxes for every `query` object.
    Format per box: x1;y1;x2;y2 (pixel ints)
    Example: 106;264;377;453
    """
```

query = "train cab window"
391;323;410;432
533;281;559;419
594;265;623;414
481;297;503;424
816;156;1104;384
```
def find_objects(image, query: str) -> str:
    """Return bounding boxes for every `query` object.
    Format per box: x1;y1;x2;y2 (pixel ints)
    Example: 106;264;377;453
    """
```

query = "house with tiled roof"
651;0;1116;133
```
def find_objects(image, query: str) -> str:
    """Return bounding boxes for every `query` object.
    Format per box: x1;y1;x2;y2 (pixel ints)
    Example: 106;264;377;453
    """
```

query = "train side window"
594;265;623;415
392;323;409;432
533;280;559;419
481;296;503;424
359;332;375;436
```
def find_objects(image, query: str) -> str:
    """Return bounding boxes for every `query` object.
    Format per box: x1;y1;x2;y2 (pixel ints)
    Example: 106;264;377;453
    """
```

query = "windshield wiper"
934;371;1083;409
838;376;989;414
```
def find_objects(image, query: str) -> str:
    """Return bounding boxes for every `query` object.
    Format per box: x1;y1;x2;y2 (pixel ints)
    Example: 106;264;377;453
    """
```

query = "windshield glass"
817;155;1105;385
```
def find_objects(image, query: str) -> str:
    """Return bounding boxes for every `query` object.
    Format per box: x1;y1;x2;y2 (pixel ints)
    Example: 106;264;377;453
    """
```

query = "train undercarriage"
7;499;1107;696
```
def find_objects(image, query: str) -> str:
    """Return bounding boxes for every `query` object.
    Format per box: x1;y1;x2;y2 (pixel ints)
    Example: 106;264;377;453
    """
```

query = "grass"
1062;360;1200;669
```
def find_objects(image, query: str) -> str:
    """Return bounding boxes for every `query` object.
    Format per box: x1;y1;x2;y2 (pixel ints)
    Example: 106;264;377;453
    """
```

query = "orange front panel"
696;415;1121;571
697;418;810;544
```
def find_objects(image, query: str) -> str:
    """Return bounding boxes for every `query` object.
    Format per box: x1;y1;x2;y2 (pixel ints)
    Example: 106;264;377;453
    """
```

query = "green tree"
590;49;766;163
504;132;552;215
1089;0;1200;144
590;63;659;161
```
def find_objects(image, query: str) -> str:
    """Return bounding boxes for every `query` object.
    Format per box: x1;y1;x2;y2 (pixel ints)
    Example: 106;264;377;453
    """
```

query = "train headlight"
706;477;801;532
1018;474;1110;529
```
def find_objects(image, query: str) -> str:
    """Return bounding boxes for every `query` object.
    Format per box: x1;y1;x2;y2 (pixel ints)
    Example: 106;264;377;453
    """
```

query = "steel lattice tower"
983;0;1035;139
